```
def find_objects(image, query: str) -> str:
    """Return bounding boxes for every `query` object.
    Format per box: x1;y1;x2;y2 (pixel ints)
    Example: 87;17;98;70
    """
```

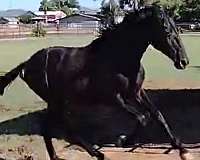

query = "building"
0;17;19;25
34;11;66;23
0;17;9;24
59;13;100;28
0;10;37;24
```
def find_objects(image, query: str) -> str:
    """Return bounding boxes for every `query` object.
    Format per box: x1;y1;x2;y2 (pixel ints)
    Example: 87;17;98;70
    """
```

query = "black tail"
0;62;26;95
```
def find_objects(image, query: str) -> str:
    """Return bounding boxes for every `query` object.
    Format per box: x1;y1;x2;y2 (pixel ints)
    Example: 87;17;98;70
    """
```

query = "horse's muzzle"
174;58;189;70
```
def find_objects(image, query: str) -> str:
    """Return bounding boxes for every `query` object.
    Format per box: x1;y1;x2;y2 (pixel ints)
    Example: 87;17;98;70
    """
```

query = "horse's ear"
138;8;153;20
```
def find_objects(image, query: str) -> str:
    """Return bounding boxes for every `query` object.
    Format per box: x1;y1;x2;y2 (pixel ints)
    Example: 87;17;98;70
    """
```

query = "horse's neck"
90;30;149;65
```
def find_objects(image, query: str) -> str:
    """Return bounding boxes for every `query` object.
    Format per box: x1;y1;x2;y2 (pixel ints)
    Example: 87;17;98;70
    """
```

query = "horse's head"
99;5;189;70
149;6;189;69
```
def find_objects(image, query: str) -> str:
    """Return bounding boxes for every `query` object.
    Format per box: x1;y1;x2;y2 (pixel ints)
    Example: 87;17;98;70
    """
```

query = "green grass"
0;34;200;108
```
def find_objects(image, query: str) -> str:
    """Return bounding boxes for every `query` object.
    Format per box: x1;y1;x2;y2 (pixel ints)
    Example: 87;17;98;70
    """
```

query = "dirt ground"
0;80;200;160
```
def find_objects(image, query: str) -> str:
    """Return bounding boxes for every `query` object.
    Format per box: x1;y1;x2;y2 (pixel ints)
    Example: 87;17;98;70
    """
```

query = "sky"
0;0;101;11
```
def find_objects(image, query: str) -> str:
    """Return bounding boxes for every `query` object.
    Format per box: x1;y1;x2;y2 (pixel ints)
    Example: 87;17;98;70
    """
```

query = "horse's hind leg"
44;103;108;160
42;104;65;160
72;136;106;160
65;121;108;160
43;133;60;160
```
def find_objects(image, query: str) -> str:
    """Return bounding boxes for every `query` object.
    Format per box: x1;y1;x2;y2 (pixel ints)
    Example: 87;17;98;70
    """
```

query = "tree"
149;0;200;21
100;0;124;28
178;0;200;21
98;0;200;22
64;0;80;8
152;0;183;18
119;0;144;10
19;15;33;24
61;6;73;15
39;0;79;15
39;0;54;12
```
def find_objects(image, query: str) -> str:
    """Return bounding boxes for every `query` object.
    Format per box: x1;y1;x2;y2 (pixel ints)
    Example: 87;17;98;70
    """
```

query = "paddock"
0;34;200;159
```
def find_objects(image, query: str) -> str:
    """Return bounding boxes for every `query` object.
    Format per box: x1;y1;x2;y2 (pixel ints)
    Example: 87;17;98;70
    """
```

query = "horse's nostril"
181;58;189;66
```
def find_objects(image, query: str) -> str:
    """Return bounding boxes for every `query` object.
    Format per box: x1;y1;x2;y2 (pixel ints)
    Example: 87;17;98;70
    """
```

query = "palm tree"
39;0;48;12
39;0;49;23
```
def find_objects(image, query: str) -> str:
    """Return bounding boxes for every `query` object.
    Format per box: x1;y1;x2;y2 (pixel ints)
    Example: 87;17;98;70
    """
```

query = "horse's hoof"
116;135;127;147
126;147;137;153
163;148;172;154
51;156;65;160
125;144;142;153
55;158;65;160
180;151;193;160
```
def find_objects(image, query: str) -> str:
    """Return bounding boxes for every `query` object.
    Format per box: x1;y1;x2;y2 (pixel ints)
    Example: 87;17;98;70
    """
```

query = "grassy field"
0;34;200;109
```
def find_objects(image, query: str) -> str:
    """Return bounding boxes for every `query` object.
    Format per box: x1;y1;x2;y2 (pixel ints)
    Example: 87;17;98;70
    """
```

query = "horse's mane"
90;5;165;51
98;11;139;39
90;10;141;49
102;6;163;35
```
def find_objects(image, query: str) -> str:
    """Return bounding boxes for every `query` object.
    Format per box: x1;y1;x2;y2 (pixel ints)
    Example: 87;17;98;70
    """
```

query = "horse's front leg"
111;94;148;148
123;68;190;159
136;89;192;160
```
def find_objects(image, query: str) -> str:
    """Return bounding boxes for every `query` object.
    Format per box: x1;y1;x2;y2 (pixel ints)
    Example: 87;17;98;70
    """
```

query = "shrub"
32;24;46;37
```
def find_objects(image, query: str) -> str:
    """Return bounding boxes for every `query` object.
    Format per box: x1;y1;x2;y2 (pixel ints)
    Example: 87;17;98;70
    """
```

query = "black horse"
0;6;190;160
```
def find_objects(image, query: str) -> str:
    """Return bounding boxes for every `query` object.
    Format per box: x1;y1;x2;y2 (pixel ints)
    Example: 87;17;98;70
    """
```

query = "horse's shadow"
0;89;200;147
0;109;45;136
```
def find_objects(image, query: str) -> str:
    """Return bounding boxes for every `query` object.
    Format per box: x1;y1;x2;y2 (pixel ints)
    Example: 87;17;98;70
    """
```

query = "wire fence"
0;23;99;39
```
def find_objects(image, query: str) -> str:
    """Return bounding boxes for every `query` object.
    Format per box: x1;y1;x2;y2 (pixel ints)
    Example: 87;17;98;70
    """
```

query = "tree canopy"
39;0;79;15
99;0;200;22
149;0;200;21
39;0;200;22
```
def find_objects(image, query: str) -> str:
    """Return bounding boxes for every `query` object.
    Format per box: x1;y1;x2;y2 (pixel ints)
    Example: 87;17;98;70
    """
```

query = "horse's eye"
166;30;171;37
163;22;168;29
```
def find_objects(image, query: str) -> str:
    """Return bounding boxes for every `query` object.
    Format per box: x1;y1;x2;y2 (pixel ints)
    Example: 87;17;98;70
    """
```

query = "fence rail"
0;24;99;39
